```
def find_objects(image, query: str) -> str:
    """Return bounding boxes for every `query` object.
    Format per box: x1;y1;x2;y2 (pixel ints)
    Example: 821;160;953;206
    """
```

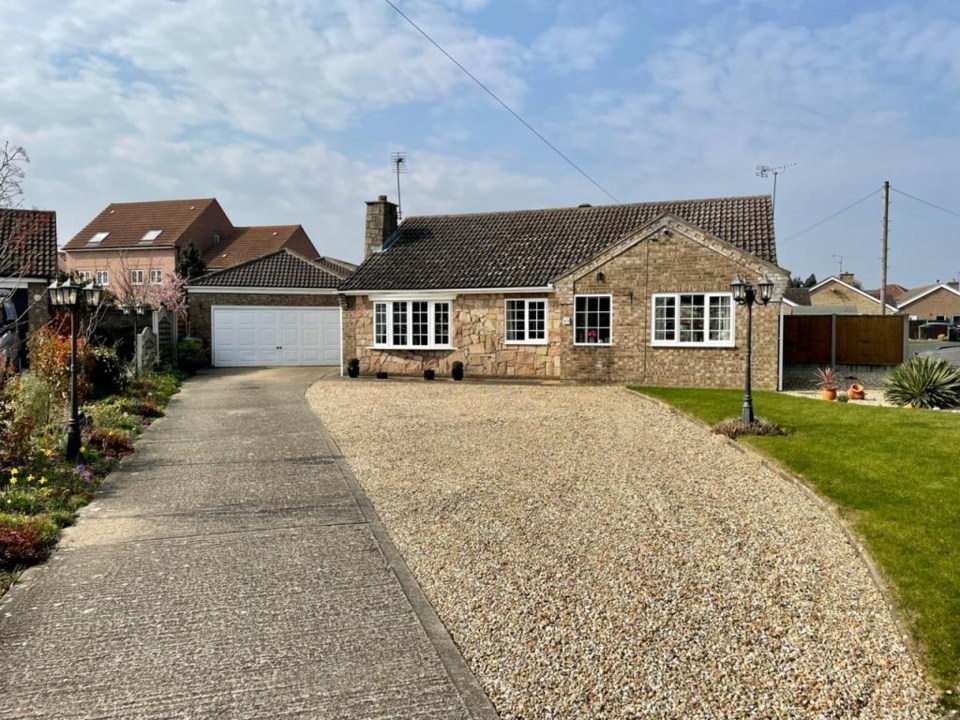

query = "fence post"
830;315;837;367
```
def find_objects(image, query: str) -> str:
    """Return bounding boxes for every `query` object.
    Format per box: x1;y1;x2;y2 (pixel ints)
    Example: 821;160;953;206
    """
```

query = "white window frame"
651;292;736;348
95;270;109;286
141;229;162;243
88;231;109;244
504;298;548;345
76;270;92;282
372;300;453;350
573;294;613;346
130;269;144;285
149;268;163;284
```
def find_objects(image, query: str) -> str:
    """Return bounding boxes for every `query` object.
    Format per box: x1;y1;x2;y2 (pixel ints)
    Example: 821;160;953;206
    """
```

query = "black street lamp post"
731;274;774;424
48;279;102;460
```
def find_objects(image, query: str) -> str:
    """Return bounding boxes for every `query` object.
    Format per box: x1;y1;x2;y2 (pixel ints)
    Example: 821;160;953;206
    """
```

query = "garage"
212;306;340;367
187;249;351;369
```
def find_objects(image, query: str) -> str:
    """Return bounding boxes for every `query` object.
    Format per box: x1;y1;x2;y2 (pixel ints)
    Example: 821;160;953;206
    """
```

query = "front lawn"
633;387;960;701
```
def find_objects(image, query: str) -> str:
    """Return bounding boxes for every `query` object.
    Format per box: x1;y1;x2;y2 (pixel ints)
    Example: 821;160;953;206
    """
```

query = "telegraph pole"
880;180;889;315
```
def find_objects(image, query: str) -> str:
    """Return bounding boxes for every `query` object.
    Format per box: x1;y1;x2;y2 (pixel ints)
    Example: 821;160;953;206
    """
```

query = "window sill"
369;345;455;351
573;342;613;347
650;341;735;348
504;340;548;346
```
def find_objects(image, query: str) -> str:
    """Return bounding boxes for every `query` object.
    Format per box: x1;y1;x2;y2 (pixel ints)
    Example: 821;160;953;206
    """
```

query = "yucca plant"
884;355;960;409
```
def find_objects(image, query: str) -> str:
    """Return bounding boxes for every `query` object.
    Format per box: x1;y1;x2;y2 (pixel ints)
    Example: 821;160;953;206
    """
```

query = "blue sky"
3;0;960;287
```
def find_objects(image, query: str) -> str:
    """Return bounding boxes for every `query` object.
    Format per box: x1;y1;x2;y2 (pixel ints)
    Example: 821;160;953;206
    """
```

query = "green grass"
632;387;960;699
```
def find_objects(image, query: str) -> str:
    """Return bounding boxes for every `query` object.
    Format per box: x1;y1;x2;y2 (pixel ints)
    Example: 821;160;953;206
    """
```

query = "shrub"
26;325;92;403
88;344;128;398
10;373;55;429
884;356;960;409
0;516;59;570
88;428;135;457
176;338;208;372
87;398;141;433
712;416;786;439
0;381;35;466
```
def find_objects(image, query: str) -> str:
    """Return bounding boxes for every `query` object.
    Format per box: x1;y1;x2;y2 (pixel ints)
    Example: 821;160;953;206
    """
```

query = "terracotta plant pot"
820;388;837;401
847;383;865;400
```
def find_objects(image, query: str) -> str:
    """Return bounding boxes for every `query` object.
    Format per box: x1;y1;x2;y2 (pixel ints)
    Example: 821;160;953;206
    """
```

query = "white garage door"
212;306;340;367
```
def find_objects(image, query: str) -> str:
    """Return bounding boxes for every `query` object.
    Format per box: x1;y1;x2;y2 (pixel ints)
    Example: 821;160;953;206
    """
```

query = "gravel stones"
307;381;936;719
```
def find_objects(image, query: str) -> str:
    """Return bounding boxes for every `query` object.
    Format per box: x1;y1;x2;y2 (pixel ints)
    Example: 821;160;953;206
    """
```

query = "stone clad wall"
349;294;563;378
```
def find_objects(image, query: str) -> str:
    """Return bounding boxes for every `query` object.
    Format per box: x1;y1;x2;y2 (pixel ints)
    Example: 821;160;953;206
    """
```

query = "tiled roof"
868;284;910;300
63;199;218;250
895;283;960;308
342;196;776;291
783;287;811;305
314;255;357;276
203;225;309;269
189;249;344;289
0;209;58;278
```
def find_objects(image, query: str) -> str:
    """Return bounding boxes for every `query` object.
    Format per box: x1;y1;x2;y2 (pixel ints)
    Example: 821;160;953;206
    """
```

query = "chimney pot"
378;195;387;202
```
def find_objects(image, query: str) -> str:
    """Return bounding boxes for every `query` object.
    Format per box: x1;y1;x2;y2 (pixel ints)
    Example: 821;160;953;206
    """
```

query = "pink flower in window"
587;329;598;339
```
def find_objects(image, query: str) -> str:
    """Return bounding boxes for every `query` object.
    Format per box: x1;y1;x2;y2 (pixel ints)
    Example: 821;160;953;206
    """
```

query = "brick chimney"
839;271;855;285
364;195;398;259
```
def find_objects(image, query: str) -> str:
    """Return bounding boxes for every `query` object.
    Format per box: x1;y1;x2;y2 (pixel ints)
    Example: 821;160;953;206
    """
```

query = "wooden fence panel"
783;315;832;364
783;314;905;366
835;315;904;365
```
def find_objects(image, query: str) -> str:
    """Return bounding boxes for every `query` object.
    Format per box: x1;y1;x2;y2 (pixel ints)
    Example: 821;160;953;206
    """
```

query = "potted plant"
815;366;837;401
847;383;865;400
376;370;389;379
423;368;436;381
347;358;360;378
451;361;464;381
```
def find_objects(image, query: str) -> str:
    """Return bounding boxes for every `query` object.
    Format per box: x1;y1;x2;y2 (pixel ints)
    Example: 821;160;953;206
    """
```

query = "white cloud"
531;13;624;71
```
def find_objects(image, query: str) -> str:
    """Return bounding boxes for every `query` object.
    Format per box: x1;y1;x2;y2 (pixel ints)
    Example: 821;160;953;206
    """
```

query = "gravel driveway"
307;381;935;719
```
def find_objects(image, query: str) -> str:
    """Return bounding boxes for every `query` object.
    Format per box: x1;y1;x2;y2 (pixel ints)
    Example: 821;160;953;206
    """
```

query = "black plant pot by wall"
423;369;435;381
347;366;359;378
376;371;389;379
452;368;464;381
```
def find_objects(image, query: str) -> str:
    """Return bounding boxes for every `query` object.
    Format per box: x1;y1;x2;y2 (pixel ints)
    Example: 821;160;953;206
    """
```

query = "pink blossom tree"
144;272;189;330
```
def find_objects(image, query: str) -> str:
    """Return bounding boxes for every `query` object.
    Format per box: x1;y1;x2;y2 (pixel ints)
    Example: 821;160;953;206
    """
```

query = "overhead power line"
383;0;621;204
891;187;960;221
781;188;882;242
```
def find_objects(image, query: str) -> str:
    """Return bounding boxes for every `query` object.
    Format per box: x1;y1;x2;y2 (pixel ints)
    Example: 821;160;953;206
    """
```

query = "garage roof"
189;249;348;289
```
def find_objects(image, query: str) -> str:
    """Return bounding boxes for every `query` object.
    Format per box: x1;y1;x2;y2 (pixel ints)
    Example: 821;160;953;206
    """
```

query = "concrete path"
0;368;496;720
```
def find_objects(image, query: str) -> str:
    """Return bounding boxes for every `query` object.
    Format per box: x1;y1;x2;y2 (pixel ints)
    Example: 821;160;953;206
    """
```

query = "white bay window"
374;300;451;349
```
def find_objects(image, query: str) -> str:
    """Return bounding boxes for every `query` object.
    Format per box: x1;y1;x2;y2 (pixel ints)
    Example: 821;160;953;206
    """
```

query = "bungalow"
340;195;789;388
808;273;898;315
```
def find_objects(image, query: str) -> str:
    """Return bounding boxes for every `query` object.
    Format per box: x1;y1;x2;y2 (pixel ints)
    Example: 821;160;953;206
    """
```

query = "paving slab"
0;367;496;720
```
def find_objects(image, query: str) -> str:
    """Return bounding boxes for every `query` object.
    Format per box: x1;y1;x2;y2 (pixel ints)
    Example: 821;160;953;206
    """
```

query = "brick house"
62;198;320;302
340;195;789;388
188;249;348;366
1;208;58;337
894;282;960;323
808;273;897;315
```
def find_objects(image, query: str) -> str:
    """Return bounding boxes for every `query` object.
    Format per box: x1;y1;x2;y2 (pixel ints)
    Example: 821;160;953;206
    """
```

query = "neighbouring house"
808;273;898;315
0;208;58;338
61;199;321;302
894;282;960;324
187;249;350;367
339;195;789;388
869;283;910;303
781;287;812;315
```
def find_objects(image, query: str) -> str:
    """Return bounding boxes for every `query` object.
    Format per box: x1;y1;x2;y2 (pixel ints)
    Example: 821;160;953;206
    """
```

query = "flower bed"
0;370;183;595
